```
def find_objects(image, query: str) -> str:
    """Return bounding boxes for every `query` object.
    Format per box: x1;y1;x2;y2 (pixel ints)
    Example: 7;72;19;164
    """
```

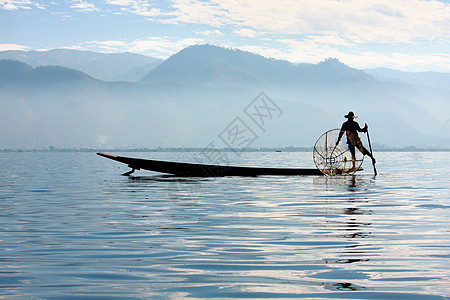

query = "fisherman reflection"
348;175;356;188
314;175;367;190
322;282;364;291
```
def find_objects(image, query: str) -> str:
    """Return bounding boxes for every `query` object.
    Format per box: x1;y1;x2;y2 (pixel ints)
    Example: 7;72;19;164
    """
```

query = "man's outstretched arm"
336;127;345;145
357;122;368;133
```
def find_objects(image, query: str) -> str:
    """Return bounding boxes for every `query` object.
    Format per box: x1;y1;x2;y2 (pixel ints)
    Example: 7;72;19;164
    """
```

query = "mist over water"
0;151;449;299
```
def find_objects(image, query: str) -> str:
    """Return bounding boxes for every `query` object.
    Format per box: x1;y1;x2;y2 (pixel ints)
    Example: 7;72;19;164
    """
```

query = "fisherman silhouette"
336;111;376;170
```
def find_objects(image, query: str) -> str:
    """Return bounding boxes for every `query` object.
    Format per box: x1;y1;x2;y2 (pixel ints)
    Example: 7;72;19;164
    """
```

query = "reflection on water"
0;152;449;299
313;174;376;189
127;175;207;203
310;175;375;292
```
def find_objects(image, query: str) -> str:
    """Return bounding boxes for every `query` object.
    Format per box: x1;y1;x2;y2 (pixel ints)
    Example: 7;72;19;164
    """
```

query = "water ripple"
0;152;449;298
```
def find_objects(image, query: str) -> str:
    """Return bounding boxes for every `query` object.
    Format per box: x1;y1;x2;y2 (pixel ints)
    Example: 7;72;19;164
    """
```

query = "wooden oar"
365;124;377;176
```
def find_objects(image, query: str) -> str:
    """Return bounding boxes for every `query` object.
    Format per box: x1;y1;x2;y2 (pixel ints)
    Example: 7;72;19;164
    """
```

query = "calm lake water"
0;151;449;299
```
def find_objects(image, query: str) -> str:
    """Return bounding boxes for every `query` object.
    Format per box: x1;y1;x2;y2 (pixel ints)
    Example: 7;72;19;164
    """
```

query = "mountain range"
364;68;450;90
0;49;162;82
1;44;449;150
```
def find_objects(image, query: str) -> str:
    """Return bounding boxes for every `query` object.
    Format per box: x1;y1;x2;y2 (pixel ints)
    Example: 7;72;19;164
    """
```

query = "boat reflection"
127;174;205;182
126;175;206;204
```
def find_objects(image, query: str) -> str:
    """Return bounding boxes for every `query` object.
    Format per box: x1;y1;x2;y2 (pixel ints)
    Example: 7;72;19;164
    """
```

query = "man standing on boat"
336;111;376;170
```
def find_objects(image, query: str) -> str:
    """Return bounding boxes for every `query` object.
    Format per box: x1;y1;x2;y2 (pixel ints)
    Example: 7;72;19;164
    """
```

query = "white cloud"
196;29;223;36
3;0;448;71
86;40;128;52
241;40;450;72
127;37;204;56
233;28;260;38
104;0;161;17
276;37;352;62
305;35;353;48
0;43;30;51
164;0;450;44
81;37;204;58
70;0;98;12
0;0;43;10
105;0;135;5
154;0;450;71
348;52;450;72
162;0;229;26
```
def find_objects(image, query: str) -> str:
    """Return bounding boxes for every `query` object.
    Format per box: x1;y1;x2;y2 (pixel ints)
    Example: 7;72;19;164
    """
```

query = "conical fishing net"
313;129;364;175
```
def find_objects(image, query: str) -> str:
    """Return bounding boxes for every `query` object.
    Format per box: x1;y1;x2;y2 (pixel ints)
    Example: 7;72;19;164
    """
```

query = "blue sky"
1;0;450;71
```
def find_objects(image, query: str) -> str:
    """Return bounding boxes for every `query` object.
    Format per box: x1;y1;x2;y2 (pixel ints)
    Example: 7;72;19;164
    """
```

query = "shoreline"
1;147;449;153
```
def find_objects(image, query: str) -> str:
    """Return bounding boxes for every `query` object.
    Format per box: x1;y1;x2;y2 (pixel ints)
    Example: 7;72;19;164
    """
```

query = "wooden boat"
97;152;323;177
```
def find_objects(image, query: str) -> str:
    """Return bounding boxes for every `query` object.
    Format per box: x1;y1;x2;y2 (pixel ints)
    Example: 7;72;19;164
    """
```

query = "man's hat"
344;111;357;119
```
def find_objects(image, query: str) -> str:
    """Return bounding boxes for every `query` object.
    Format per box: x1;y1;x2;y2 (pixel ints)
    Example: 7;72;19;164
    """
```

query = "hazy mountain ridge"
1;45;449;149
0;49;162;82
140;45;296;88
140;45;371;89
364;67;450;91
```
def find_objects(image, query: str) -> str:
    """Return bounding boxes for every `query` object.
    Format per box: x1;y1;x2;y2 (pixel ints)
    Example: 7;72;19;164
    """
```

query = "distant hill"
140;44;296;87
1;45;449;149
364;67;450;91
0;49;162;82
139;44;369;88
0;59;101;87
0;60;33;87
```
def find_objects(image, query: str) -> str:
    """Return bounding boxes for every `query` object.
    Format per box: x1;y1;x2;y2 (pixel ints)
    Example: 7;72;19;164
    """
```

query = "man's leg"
356;139;376;164
348;144;356;169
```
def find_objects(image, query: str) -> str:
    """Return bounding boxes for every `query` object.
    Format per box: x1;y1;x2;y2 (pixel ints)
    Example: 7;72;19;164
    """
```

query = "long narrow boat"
97;153;323;177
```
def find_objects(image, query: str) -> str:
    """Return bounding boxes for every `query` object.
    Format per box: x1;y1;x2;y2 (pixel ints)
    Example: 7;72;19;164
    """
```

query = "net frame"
313;129;364;175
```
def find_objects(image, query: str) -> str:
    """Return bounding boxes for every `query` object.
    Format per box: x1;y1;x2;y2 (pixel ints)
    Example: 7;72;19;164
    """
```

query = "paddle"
365;123;377;176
